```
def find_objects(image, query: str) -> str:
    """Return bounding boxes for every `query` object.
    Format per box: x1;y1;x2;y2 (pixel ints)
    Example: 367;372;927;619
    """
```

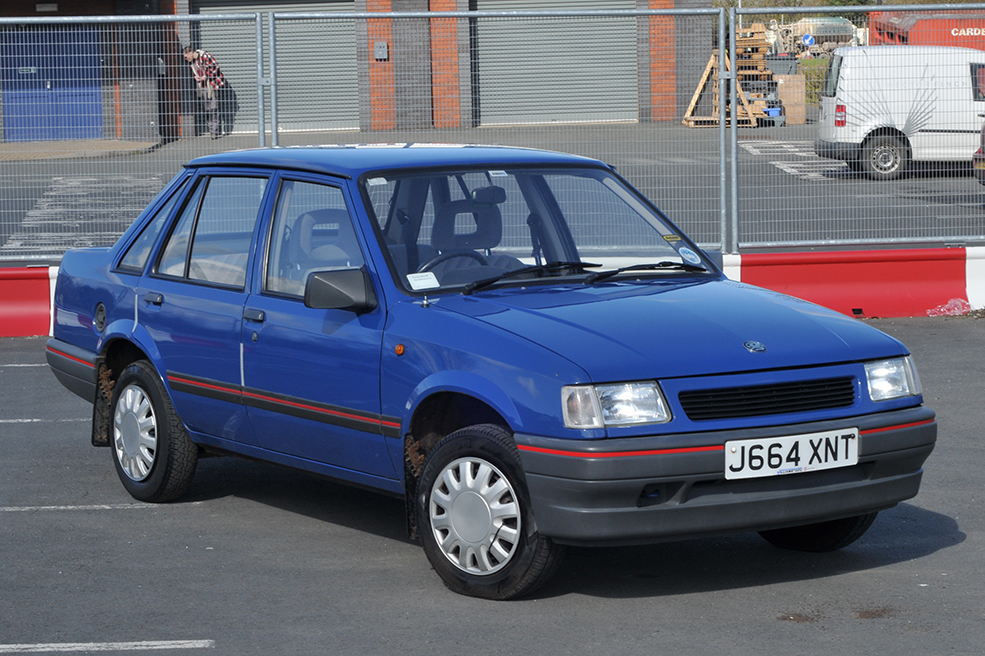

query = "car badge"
743;340;767;353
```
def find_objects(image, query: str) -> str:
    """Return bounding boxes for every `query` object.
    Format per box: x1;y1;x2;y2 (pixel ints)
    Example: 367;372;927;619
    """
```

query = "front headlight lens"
865;356;922;402
562;382;671;429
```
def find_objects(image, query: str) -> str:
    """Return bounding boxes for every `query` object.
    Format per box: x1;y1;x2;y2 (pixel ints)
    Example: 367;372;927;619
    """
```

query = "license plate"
975;159;985;170
724;428;859;480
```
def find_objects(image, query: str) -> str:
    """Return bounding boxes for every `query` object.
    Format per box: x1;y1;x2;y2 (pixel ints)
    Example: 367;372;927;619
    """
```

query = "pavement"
0;138;161;161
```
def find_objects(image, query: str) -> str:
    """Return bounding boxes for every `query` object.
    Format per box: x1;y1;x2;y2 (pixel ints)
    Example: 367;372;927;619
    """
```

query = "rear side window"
821;55;842;98
156;176;268;289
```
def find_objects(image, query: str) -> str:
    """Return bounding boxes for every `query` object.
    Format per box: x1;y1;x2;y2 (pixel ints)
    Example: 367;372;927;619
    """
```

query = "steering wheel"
417;250;489;273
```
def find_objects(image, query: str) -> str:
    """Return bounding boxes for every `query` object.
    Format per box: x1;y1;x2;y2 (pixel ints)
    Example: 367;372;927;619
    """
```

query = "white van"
815;46;985;180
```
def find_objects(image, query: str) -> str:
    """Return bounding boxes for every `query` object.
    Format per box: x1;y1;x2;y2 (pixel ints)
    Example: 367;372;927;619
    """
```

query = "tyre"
416;424;564;600
758;512;878;552
110;360;198;503
862;136;908;180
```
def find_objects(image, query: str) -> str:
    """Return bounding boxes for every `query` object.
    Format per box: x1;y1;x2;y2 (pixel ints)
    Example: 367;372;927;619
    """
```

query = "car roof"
187;143;606;179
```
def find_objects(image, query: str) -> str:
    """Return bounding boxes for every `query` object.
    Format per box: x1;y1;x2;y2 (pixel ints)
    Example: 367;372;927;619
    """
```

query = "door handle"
143;292;163;305
243;308;265;322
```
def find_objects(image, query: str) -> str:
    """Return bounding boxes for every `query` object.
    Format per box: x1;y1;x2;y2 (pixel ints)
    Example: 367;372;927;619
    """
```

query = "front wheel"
417;424;564;599
862;136;908;180
110;360;198;503
758;512;878;552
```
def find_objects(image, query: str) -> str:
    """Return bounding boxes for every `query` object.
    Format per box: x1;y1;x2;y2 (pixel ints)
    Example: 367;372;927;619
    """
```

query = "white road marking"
0;504;152;513
0;419;88;424
0;640;214;653
740;140;852;181
0;364;46;368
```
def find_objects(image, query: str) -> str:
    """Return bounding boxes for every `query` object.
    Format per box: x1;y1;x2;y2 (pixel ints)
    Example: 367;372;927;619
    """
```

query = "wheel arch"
862;127;911;150
402;388;515;542
91;336;154;447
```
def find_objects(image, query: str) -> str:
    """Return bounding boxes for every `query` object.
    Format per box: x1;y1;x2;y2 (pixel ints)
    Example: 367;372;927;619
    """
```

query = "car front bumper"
515;406;935;546
814;138;862;162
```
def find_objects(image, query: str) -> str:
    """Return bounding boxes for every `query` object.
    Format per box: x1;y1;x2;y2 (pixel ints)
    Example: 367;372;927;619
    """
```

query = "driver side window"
265;180;364;298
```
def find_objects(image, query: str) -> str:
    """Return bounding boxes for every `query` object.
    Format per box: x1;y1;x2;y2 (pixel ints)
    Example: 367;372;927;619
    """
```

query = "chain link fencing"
1;5;984;264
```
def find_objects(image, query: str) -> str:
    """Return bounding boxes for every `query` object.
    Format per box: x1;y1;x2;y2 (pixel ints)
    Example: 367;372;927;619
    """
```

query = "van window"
972;64;985;102
822;55;842;98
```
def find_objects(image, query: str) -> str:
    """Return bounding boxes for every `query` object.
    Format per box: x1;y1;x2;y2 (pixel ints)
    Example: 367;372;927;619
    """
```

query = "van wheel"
416;424;564;599
110;360;198;503
862;136;908;180
759;512;878;552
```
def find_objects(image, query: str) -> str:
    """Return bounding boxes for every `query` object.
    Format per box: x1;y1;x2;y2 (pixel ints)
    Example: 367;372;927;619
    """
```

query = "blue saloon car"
47;144;936;599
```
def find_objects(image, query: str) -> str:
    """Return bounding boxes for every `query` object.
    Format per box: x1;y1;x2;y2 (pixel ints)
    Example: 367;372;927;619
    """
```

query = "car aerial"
47;144;936;600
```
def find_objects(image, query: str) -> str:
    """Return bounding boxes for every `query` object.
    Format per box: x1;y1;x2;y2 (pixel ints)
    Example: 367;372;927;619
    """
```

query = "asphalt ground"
1;317;983;655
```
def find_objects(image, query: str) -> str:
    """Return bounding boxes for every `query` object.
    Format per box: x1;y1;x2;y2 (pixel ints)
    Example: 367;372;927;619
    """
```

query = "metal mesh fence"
735;5;985;248
2;6;985;265
0;14;263;262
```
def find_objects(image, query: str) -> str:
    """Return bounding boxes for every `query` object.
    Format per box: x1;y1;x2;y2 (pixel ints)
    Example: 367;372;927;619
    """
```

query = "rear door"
240;173;397;482
137;170;271;442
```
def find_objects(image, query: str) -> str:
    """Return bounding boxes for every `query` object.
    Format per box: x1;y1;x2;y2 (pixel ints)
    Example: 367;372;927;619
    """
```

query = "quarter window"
118;177;189;273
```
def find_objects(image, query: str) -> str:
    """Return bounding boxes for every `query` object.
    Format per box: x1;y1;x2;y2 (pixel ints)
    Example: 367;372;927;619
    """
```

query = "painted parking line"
0;640;214;653
0;364;47;368
0;504;154;513
0;419;89;424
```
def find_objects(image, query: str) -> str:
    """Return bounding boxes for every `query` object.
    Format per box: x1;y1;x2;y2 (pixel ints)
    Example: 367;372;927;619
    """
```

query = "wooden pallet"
682;50;761;128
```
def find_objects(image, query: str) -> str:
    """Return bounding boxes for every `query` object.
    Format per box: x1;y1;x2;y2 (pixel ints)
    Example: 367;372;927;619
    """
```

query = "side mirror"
304;267;377;314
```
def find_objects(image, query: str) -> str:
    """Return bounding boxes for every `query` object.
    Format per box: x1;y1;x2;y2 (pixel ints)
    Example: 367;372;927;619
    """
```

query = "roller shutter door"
472;0;637;125
193;1;358;134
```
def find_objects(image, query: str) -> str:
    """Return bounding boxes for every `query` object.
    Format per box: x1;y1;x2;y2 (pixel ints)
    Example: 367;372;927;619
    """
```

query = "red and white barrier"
2;248;984;337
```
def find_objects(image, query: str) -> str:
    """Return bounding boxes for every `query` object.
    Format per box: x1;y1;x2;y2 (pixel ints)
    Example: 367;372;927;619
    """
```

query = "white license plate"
724;428;859;480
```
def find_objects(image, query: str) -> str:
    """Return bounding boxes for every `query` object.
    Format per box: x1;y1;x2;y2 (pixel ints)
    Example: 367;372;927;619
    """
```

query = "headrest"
431;199;502;253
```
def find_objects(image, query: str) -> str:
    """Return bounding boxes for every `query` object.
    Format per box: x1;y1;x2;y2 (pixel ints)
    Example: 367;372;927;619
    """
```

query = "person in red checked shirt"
183;46;226;139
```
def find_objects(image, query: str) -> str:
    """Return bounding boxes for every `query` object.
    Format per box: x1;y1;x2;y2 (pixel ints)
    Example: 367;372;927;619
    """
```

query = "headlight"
562;382;671;429
865;356;922;402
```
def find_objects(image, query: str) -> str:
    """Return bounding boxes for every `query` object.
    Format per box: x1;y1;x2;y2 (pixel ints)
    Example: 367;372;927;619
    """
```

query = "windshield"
361;166;708;294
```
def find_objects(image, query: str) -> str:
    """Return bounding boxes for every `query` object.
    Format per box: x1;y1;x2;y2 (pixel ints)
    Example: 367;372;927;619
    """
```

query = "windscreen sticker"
406;272;441;291
678;247;702;265
489;170;509;177
366;177;388;186
663;235;682;242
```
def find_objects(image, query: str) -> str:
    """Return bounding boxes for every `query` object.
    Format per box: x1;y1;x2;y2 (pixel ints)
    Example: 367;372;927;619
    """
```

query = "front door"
241;175;396;481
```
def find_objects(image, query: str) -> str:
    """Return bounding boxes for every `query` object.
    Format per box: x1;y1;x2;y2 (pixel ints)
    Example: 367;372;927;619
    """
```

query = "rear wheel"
862;136;908;180
110;360;198;503
417;424;564;599
759;512;878;552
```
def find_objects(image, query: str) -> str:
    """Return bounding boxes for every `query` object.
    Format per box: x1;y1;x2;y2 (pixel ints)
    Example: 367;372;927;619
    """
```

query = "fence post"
727;6;739;254
269;12;279;146
255;12;266;147
718;7;728;254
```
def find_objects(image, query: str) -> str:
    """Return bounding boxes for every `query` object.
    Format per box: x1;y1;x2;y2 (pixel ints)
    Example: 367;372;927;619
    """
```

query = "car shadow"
179;456;409;543
823;161;975;180
536;502;962;599
175;457;961;599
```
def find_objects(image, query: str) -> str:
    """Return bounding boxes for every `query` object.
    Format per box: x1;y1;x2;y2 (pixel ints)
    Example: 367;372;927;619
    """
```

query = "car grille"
678;376;856;421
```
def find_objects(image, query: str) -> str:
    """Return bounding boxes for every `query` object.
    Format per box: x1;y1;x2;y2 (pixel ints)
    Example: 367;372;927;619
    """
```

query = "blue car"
47;144;935;599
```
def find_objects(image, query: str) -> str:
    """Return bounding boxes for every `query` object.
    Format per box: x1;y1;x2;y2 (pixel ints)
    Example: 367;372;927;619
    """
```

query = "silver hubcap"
113;384;158;482
871;145;900;173
429;457;520;575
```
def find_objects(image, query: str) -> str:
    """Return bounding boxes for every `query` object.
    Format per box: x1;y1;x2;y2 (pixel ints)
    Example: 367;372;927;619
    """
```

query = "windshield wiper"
584;261;707;285
462;261;601;295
